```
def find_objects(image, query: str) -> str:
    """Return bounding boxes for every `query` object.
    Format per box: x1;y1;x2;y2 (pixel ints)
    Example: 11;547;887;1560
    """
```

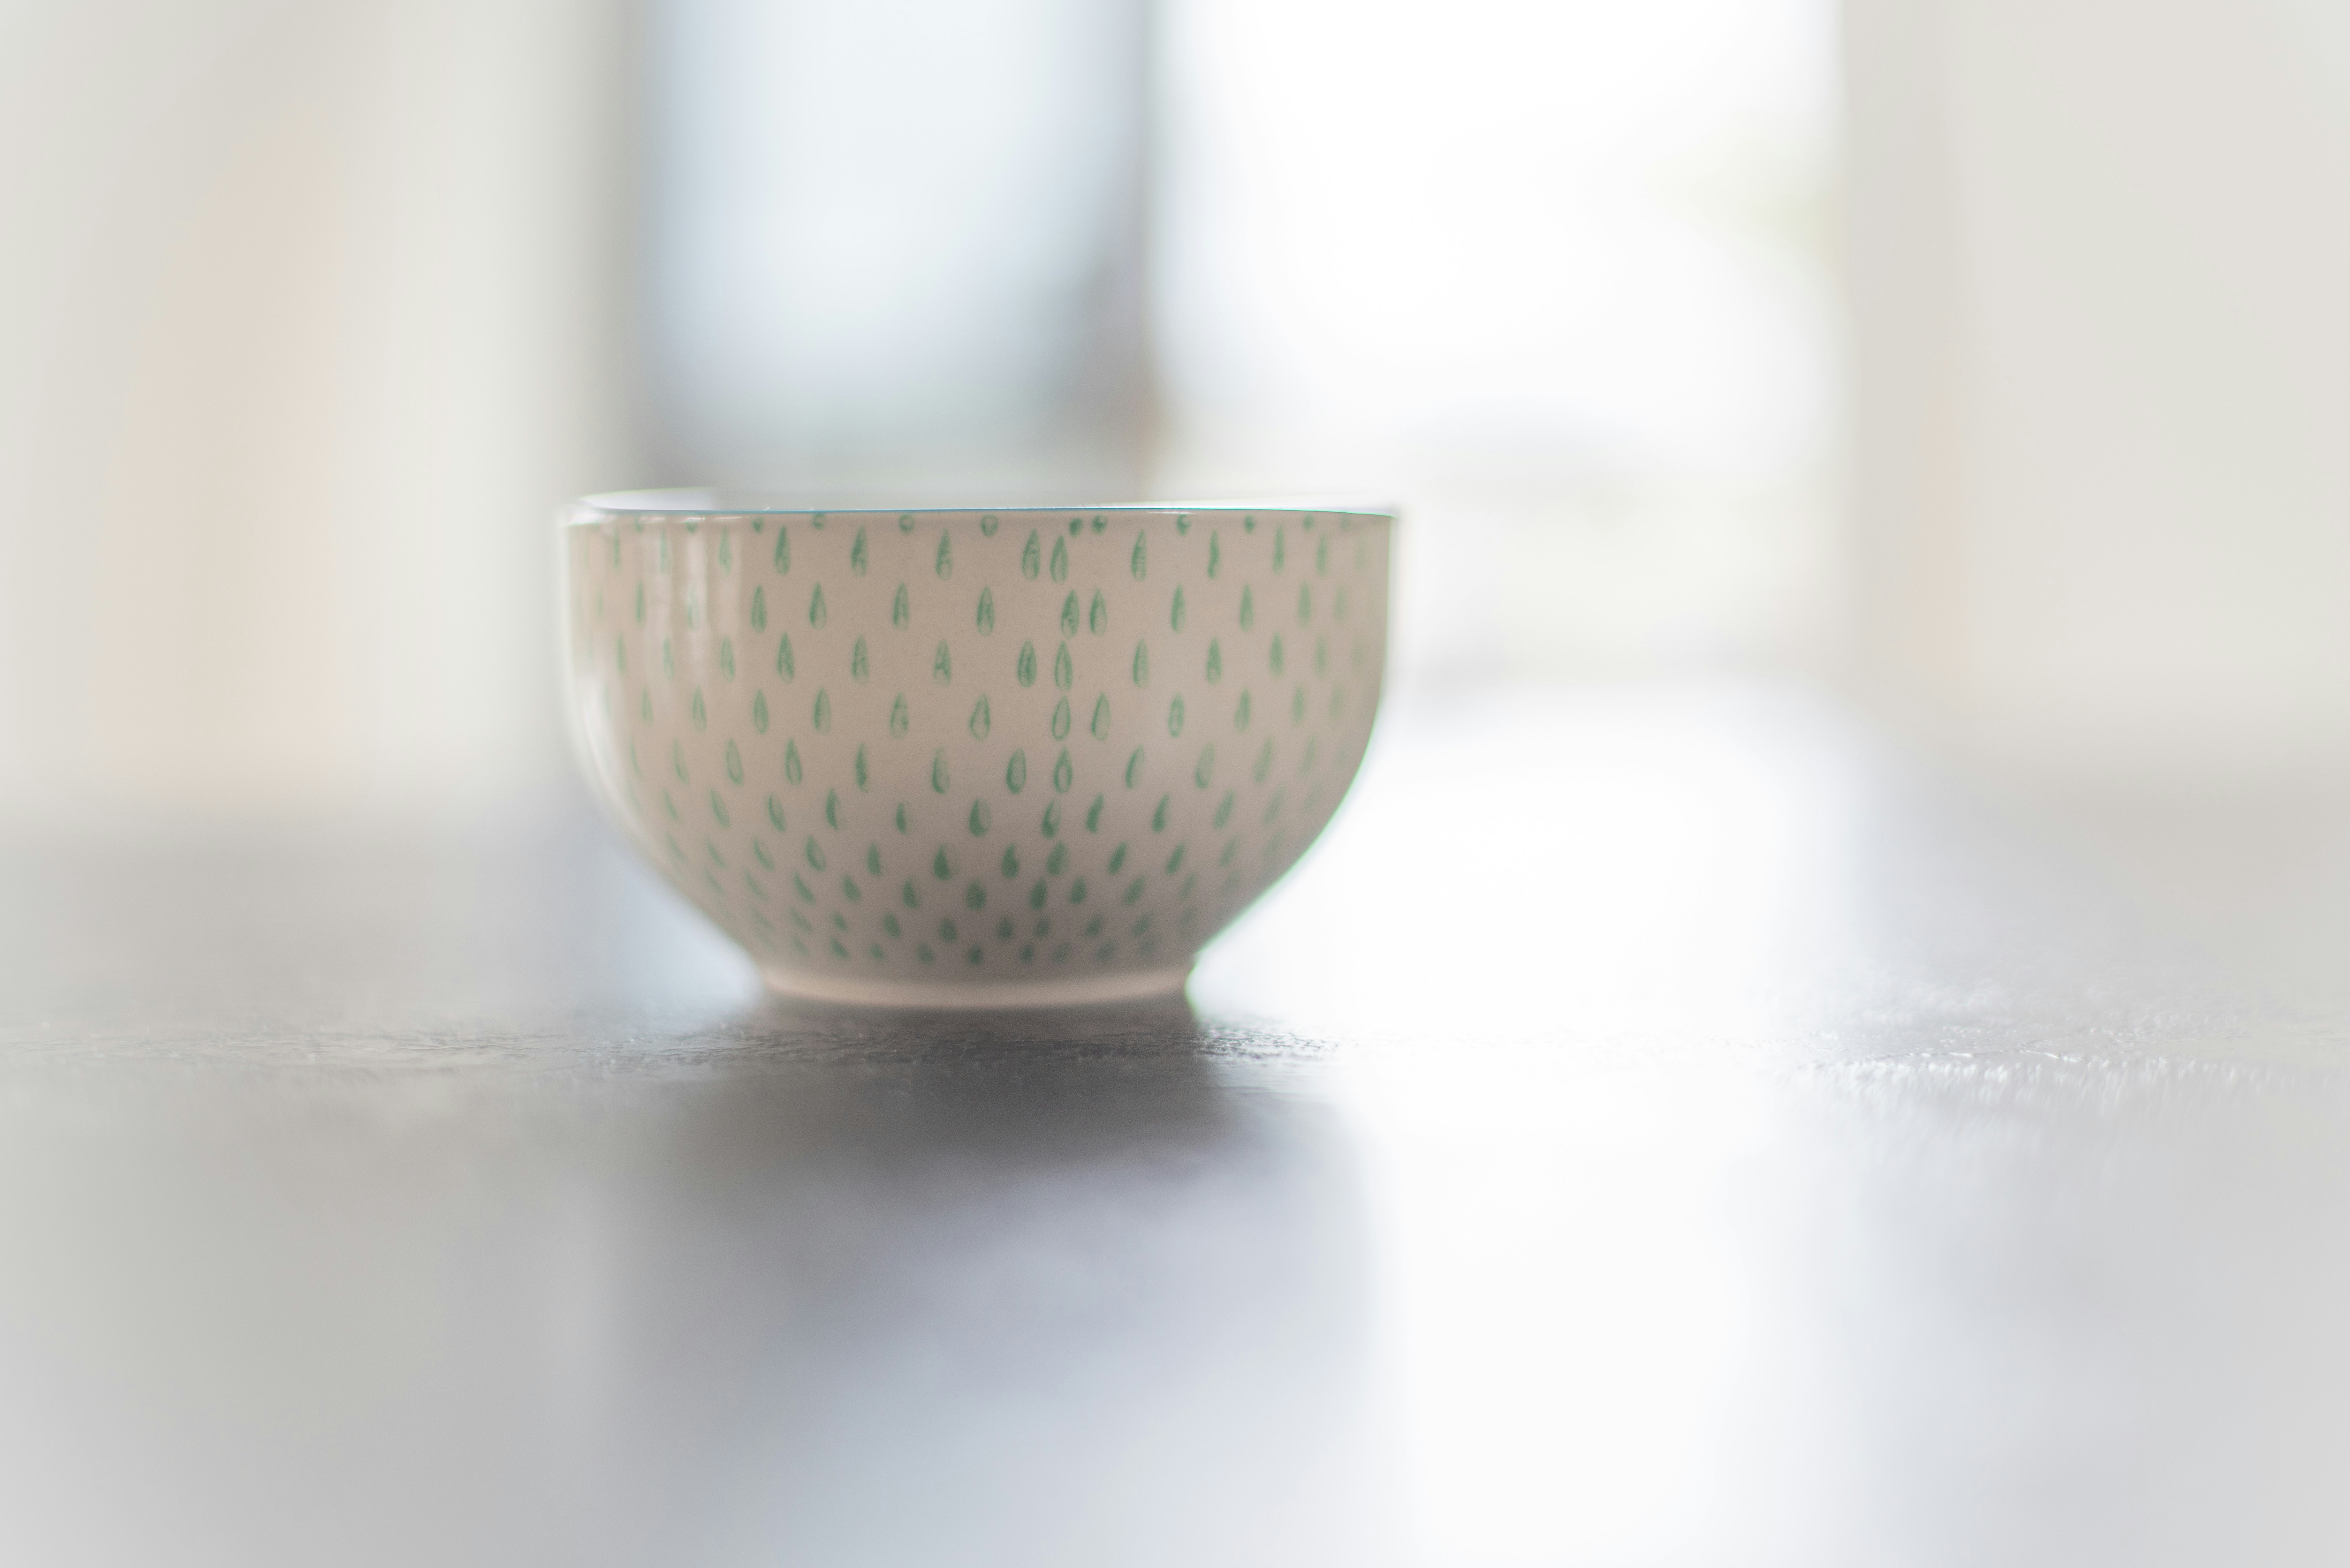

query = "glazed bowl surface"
559;493;1392;1006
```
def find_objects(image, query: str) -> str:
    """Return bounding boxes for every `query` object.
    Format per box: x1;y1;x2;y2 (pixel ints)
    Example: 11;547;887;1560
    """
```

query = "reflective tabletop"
7;683;2350;1566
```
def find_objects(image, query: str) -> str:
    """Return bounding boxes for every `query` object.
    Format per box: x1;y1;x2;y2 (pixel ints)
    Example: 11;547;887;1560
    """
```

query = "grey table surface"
8;682;2350;1568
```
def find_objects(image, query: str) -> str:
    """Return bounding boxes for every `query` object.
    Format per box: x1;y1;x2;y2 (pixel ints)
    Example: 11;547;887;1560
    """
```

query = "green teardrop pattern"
562;508;1386;985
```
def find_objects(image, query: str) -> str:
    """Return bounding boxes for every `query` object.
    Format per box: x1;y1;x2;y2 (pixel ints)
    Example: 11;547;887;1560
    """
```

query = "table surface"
7;681;2350;1568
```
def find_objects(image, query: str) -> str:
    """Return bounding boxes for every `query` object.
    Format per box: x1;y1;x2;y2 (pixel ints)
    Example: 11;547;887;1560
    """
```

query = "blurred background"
3;0;2349;828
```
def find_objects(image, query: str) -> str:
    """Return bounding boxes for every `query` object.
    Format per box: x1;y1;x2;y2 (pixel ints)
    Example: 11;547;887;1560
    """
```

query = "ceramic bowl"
558;493;1393;1006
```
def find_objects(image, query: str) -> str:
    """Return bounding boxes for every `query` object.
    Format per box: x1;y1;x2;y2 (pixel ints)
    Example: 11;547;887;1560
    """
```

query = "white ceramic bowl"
559;494;1393;1006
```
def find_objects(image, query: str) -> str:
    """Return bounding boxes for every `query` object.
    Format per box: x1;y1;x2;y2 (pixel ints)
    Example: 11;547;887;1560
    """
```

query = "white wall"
0;0;637;830
1847;0;2350;780
1152;0;1844;687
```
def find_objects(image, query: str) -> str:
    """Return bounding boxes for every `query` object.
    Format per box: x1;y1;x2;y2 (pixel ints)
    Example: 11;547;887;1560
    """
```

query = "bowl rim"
566;490;1397;523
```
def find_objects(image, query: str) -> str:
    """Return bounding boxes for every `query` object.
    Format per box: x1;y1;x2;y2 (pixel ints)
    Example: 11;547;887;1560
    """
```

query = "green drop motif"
580;504;1389;987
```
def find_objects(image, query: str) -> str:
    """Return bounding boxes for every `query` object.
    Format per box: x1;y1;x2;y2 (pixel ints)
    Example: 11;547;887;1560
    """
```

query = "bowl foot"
754;964;1192;1011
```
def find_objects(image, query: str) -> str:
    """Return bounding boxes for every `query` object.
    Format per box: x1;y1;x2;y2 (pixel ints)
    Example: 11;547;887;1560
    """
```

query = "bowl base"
755;963;1192;1011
